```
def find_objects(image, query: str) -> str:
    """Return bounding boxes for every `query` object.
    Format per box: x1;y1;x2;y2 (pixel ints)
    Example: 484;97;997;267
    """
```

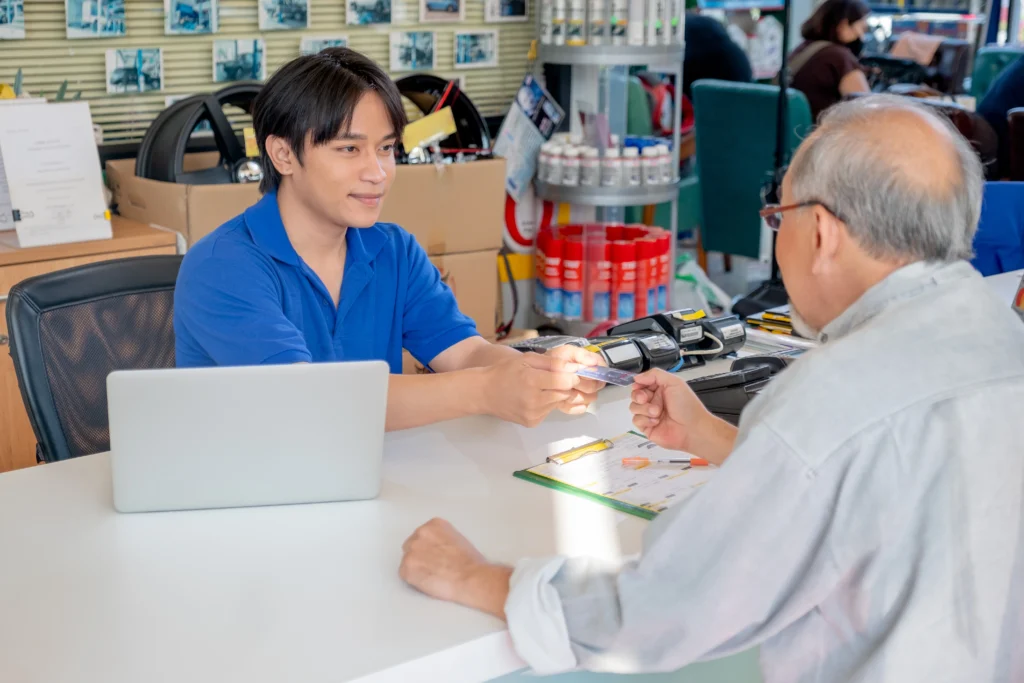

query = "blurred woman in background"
789;0;872;120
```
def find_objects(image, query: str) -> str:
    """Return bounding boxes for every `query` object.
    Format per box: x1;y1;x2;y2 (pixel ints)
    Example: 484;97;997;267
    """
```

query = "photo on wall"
213;39;267;82
105;48;163;94
0;0;25;40
165;95;213;135
419;0;463;23
300;34;348;55
389;31;435;72
259;0;309;30
485;0;527;22
165;0;217;35
67;0;126;39
347;0;390;25
455;31;498;69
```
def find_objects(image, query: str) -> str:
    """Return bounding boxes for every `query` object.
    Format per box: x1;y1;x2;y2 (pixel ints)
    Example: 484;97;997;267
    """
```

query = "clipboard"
514;432;715;520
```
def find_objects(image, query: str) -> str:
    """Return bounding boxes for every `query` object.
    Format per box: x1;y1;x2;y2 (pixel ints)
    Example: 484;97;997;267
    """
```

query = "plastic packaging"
655;230;670;311
561;146;581;186
610;240;637;321
561;238;584;320
601;148;623;187
540;232;564;317
646;0;662;45
580;146;601;186
673;252;733;315
623;146;642;187
641;146;661;185
635;238;659;318
584;238;611;322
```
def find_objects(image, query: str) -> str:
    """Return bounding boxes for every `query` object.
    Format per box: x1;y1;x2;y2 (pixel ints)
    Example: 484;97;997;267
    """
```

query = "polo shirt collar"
243;191;389;267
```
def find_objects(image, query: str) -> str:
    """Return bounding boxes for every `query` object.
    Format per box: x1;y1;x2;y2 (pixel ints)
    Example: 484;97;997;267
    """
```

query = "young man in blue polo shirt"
174;48;603;430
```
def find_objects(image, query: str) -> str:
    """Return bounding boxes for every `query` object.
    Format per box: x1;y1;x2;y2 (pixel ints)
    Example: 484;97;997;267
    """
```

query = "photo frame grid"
454;30;499;70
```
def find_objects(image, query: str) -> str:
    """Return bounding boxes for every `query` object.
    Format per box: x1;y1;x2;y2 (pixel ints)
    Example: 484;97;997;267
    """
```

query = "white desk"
0;360;732;683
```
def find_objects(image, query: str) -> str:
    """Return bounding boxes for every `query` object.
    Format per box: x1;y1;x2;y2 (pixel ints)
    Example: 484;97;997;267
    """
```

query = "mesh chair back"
6;256;182;462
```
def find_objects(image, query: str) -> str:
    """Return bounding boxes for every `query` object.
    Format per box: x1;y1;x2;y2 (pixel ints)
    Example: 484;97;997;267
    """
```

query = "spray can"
534;227;549;312
646;0;662;46
610;0;628;45
561;238;583;321
540;0;555;44
627;0;645;46
670;0;683;43
588;0;606;45
610;240;637;321
542;230;564;317
585;239;611;322
656;230;671;311
553;0;567;46
567;0;586;45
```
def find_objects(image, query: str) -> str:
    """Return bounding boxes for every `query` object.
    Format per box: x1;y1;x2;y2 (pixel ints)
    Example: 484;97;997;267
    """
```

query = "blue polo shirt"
173;192;479;373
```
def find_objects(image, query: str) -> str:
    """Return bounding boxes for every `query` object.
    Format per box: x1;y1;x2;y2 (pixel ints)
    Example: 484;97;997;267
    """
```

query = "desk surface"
2;270;1018;683
0;216;176;267
0;367;732;683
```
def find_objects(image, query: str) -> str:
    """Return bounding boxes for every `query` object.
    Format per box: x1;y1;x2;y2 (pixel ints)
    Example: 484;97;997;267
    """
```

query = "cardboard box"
378;159;505;255
106;155;260;246
107;156;506;254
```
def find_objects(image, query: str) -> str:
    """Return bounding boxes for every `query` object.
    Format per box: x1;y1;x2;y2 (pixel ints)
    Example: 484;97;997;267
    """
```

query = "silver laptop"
107;361;389;513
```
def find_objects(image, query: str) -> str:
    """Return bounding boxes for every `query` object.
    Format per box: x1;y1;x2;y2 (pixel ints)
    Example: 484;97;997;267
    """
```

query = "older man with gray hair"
399;96;1024;682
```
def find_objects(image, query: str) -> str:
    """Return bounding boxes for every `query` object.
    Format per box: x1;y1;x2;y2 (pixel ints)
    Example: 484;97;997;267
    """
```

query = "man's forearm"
386;370;488;431
460;340;522;369
691;416;739;466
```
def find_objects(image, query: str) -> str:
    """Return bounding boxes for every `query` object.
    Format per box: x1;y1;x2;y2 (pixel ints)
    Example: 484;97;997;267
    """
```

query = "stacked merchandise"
535;223;672;324
539;0;685;47
538;135;676;189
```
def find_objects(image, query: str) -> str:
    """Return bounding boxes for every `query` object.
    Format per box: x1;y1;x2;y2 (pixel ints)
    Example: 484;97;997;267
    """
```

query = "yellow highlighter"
547;438;613;465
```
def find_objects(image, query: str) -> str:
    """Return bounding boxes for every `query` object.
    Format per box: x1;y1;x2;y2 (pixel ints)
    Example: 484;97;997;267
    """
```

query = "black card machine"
688;354;796;424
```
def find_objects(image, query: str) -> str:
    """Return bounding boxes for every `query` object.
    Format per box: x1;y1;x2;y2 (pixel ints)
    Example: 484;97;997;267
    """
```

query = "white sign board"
0;101;112;248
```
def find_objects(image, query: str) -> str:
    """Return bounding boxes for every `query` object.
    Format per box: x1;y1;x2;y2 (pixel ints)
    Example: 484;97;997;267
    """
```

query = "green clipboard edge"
512;469;658;521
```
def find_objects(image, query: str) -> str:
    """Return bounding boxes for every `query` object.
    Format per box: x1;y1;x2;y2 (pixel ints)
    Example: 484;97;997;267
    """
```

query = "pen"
622;456;709;467
548;438;614;465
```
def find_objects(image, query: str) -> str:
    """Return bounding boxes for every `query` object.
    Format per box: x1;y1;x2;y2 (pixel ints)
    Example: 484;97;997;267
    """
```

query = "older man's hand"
630;369;738;465
400;519;513;620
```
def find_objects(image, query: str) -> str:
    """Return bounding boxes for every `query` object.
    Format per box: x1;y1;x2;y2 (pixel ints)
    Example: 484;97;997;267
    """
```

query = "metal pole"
668;59;682;309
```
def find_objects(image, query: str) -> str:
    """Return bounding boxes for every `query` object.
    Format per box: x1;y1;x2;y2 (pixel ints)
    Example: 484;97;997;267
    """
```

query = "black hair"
800;0;870;44
251;48;408;194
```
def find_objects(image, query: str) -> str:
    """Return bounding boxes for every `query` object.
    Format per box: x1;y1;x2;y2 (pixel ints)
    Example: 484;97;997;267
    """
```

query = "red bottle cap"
610;239;636;263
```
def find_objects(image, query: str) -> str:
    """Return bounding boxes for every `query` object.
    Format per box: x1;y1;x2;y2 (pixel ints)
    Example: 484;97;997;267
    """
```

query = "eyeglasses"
759;201;843;231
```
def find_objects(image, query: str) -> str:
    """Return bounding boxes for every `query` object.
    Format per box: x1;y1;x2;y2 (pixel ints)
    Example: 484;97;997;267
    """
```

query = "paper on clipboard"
493;75;564;201
0;101;112;248
518;432;715;518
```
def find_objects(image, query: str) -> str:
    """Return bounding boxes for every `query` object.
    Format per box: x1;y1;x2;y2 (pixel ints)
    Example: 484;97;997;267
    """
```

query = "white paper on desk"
0;101;112;248
0;98;48;233
493;74;564;201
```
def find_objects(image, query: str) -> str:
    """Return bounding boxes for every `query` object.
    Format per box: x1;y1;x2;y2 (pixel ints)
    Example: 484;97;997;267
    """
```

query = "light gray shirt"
505;261;1024;683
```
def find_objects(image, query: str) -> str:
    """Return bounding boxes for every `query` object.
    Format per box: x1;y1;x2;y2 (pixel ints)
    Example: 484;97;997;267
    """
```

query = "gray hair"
788;95;983;262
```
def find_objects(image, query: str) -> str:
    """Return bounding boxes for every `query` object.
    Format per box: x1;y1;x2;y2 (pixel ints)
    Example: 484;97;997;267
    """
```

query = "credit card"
577;366;637;386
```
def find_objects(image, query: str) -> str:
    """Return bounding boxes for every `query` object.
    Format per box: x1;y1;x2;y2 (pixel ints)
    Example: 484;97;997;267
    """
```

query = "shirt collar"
818;260;978;343
243;191;389;267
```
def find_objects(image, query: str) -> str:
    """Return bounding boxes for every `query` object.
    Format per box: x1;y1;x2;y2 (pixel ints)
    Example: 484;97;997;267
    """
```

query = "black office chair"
6;256;182;463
